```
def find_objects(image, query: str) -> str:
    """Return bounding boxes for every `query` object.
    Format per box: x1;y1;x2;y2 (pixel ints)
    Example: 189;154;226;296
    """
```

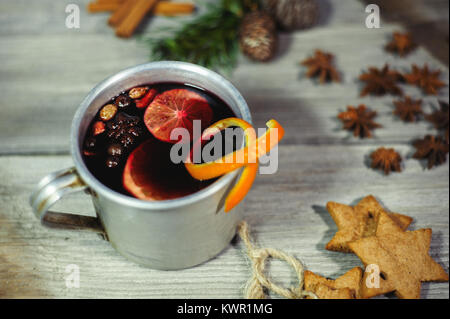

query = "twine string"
237;221;318;299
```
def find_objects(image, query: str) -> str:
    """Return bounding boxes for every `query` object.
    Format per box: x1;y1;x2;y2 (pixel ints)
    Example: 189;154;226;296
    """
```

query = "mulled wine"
82;83;235;200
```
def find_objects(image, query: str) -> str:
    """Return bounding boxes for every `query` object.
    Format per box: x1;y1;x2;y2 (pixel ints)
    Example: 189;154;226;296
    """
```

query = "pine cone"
239;11;278;62
264;0;319;31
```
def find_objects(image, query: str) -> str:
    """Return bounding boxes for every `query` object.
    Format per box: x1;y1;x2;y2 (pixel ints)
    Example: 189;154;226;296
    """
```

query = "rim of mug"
71;61;252;211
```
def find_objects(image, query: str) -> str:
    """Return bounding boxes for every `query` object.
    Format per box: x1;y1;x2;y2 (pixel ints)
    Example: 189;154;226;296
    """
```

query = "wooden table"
0;0;448;298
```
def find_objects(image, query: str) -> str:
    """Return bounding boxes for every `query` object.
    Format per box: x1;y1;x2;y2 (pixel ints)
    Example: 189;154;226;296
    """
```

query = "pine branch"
142;0;260;74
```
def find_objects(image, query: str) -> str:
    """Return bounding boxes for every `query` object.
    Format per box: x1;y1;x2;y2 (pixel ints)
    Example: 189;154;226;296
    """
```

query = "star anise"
425;101;449;143
385;32;417;57
338;105;381;138
404;64;446;95
413;135;449;169
393;96;423;122
370;147;402;175
359;64;403;97
106;112;145;149
301;50;341;84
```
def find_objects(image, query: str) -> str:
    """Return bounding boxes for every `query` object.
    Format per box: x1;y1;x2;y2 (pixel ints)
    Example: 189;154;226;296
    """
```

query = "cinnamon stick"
88;1;195;16
98;0;124;3
115;0;160;38
154;2;195;16
88;2;123;13
108;0;138;26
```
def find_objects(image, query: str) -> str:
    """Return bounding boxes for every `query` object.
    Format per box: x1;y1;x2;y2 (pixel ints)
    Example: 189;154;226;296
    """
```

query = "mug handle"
29;167;106;236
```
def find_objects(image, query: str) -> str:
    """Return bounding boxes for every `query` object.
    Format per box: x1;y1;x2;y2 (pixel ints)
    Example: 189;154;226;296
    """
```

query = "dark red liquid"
82;83;235;199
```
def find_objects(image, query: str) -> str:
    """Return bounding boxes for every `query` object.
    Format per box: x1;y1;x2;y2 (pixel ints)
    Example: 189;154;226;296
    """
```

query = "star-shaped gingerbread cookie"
349;211;448;299
304;267;363;299
325;195;413;252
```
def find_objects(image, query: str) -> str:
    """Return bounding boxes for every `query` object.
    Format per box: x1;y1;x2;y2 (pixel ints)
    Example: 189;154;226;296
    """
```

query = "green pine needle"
142;0;260;74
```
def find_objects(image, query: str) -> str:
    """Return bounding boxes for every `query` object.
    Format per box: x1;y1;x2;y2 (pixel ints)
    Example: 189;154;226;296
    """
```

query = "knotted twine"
237;221;318;299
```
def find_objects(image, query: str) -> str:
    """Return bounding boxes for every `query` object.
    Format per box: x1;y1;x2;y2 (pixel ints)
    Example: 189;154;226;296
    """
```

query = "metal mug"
29;61;252;270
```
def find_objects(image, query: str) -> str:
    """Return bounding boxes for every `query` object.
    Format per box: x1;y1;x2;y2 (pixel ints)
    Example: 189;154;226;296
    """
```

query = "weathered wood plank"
0;0;369;36
0;0;447;36
0;147;447;298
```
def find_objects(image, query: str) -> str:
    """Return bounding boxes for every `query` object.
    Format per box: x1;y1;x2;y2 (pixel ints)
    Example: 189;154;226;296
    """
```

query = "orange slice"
144;89;213;143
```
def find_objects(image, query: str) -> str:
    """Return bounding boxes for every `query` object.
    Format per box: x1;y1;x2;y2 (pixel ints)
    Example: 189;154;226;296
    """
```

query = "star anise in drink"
404;64;446;95
425;101;449;143
359;64;403;97
385;32;417;57
413;135;449;169
370;147;402;175
393;96;423;122
338;105;381;138
301;50;341;84
106;112;146;149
